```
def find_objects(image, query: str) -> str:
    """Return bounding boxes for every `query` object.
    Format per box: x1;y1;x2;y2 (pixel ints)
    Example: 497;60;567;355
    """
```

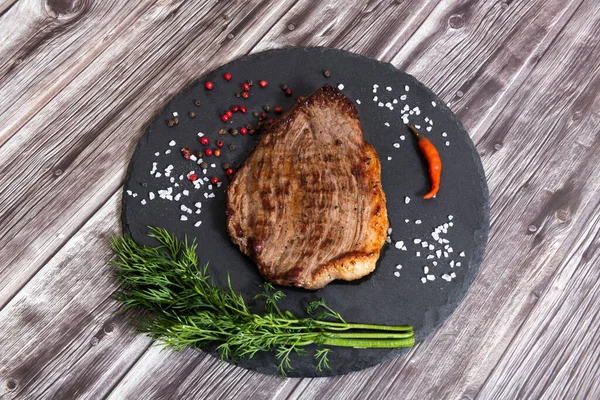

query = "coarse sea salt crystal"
198;132;204;137
165;149;171;154
378;102;384;107
393;143;400;148
386;236;392;244
456;262;462;267
393;99;398;104
394;271;400;277
196;209;201;214
395;241;404;249
415;219;422;224
421;242;428;248
385;122;390;127
373;96;378;101
149;192;155;200
405;196;410;204
426;126;432;132
400;94;407;100
427;255;435;260
172;112;178;117
396;264;402;269
195;202;202;208
203;193;208;199
421;277;427;283
436;250;442;258
126;190;133;196
190;155;197;162
416;251;421;257
415;125;421;129
414;238;422;244
432;261;438;266
450;260;455;268
387;156;392;161
155;152;160;156
431;101;436;107
405;85;410;91
445;141;450;146
400;135;405;140
386;86;392;91
217;182;222;188
208;193;215;198
451;272;456;278
356;99;361;104
141;199;146;205
423;266;429;274
442;132;447;137
169;140;176;146
388;228;393;234
155;172;162;178
427;274;435;281
183;190;189;196
460;251;465;257
405;219;410;223
338;84;344;90
448;215;454;220
174;193;181;201
442;274;451;281
194;221;202;227
180;215;188;221
210;164;216;168
429;244;435;251
208;185;213;191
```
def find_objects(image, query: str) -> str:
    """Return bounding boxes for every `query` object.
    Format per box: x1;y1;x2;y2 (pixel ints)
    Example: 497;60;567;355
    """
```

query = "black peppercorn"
262;105;270;112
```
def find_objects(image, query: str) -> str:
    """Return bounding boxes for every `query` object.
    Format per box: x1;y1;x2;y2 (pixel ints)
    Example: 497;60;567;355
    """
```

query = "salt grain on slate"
154;152;160;156
426;127;432;132
423;266;429;274
141;199;146;205
385;122;390;127
415;220;422;224
356;99;361;104
460;251;465;257
396;264;402;269
395;241;404;249
445;141;450;146
198;132;204;137
393;143;400;148
421;277;427;283
405;85;409;91
194;221;202;227
173;112;178;117
149;192;155;200
431;101;436;107
405;219;410;223
169;140;176;146
165;150;171;154
400;135;405;140
427;275;435;281
442;132;447;137
400;95;407;100
416;251;420;257
451;272;456;278
180;215;188;221
394;272;400;277
405;196;410;204
338;84;345;90
387;156;392;161
373;96;378;101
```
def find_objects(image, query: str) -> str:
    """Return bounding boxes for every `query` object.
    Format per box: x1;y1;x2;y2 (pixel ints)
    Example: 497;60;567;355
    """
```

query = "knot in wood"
448;15;465;29
45;0;86;18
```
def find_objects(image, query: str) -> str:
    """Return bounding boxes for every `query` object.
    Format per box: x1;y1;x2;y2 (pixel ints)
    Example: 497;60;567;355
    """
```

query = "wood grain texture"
1;0;600;398
0;0;157;146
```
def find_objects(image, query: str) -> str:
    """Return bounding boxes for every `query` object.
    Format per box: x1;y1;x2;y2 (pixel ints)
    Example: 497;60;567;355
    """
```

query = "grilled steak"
226;84;388;289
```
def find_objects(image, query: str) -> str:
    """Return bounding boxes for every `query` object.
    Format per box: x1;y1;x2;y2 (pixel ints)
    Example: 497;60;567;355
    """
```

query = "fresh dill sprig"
111;227;414;376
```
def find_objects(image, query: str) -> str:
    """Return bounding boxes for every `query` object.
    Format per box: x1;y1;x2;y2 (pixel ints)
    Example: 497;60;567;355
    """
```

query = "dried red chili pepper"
409;125;441;199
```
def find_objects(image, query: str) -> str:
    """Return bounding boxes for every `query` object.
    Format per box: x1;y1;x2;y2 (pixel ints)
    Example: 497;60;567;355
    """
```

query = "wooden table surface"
1;0;599;399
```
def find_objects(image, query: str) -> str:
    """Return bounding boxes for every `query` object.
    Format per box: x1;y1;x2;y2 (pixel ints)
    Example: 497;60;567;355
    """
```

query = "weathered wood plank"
477;199;600;399
0;0;158;147
253;0;440;61
0;193;153;400
0;0;297;309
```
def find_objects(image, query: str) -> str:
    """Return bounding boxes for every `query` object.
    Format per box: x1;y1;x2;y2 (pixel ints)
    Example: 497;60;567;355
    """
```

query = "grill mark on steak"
226;84;389;289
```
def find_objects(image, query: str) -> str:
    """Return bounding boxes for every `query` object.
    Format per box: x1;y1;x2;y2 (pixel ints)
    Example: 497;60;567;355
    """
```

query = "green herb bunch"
111;227;414;375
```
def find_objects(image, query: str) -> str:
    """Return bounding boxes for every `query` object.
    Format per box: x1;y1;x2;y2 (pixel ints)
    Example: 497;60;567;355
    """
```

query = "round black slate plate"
122;47;489;377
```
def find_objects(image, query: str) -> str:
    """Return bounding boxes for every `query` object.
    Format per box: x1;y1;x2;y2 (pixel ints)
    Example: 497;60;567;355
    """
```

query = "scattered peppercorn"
252;111;259;118
261;112;267;120
235;92;241;98
285;88;292;96
221;115;229;122
211;176;219;184
230;129;239;136
231;105;239;112
188;111;195;118
249;129;256;135
224;72;232;81
323;70;331;77
239;106;247;113
242;83;250;91
200;137;209;146
241;91;249;99
263;105;270;112
247;80;254;86
216;140;223;148
205;81;214;90
167;119;175;127
205;148;213;156
229;144;236;150
189;173;198;182
196;151;203;158
218;129;226;135
194;100;201;106
222;163;230;170
281;84;288;90
214;149;221;157
259;80;268;88
226;168;234;177
225;110;233;118
245;123;252;129
200;162;208;169
240;127;247;135
274;106;283;114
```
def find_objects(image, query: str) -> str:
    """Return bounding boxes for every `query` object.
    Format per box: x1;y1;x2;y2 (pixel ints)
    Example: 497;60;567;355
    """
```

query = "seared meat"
226;84;388;289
